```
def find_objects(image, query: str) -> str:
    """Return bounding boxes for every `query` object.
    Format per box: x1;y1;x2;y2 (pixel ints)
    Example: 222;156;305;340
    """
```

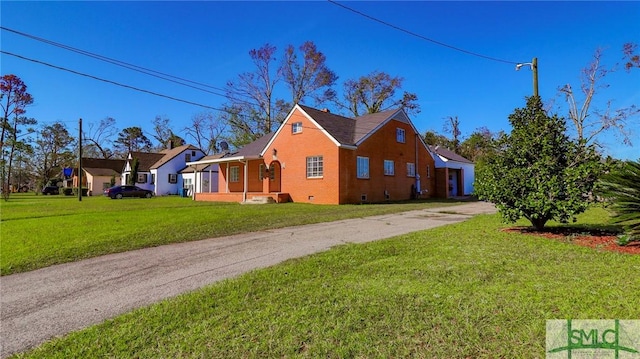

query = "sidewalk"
0;201;495;358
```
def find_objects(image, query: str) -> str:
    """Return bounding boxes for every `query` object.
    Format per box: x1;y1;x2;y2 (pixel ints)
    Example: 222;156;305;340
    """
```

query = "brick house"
187;104;437;204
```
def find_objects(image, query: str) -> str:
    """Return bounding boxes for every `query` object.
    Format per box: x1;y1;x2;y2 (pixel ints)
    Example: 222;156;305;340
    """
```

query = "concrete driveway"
0;201;495;358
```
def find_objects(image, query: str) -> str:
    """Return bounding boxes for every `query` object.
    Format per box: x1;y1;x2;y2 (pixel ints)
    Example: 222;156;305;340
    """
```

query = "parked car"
104;185;153;199
41;186;60;195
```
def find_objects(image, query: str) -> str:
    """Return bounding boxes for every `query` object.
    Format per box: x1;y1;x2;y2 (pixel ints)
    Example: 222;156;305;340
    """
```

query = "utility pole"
78;118;82;202
532;57;538;98
516;57;539;97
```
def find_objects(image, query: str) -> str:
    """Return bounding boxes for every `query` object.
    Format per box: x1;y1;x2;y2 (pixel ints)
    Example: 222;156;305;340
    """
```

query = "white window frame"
407;162;416;177
396;128;406;143
137;173;147;183
384;160;395;176
292;122;303;134
230;166;239;183
357;156;369;179
168;173;178;184
306;156;323;178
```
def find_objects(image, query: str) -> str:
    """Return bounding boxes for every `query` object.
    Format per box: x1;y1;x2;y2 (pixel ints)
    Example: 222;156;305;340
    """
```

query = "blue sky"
2;1;639;159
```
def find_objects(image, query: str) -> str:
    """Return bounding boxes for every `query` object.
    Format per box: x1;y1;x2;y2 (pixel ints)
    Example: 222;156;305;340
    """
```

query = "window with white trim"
137;173;147;183
357;156;369;179
292;122;303;134
168;173;178;184
384;160;395;176
396;128;406;143
151;174;155;184
306;156;323;178
230;166;239;182
407;162;416;177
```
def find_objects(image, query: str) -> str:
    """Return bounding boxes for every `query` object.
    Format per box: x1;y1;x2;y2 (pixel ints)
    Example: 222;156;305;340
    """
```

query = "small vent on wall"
361;194;367;202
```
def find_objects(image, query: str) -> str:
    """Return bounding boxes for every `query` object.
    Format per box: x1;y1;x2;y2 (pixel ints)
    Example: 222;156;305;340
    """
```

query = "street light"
515;57;538;97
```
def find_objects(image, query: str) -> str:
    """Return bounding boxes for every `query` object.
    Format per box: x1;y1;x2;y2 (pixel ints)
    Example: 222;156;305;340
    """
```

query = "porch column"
242;160;248;202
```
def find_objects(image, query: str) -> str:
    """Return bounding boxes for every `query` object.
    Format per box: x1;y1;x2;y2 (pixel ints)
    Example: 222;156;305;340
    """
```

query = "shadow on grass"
508;224;624;237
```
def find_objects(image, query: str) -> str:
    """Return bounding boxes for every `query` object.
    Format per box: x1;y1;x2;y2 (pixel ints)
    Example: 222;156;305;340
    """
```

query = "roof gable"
151;144;201;169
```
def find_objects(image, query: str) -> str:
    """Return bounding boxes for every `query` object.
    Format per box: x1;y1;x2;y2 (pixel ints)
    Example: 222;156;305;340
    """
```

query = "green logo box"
547;320;640;359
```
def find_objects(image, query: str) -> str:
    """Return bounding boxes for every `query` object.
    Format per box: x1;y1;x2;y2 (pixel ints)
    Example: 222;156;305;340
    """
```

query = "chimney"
168;140;174;149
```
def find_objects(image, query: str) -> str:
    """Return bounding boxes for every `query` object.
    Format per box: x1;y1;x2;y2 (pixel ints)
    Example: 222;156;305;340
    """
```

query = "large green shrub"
474;97;603;230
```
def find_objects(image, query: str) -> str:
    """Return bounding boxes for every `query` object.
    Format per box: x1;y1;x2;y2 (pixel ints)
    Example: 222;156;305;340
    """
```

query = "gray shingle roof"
429;145;473;164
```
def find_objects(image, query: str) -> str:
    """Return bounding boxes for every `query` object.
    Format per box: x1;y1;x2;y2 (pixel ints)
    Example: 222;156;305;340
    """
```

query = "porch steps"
242;196;277;204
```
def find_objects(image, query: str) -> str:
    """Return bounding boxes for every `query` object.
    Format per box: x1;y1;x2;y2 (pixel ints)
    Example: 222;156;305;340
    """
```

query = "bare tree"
152;115;184;150
225;44;283;141
559;48;639;147
281;41;338;106
184;111;228;155
443;116;461;152
83;117;117;159
623;42;639;71
336;71;420;117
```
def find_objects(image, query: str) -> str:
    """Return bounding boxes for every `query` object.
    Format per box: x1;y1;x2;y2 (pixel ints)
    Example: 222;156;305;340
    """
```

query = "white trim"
186;155;260;167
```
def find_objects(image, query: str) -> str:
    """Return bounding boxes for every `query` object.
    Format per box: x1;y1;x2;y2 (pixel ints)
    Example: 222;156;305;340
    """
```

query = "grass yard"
0;193;459;275
11;208;640;358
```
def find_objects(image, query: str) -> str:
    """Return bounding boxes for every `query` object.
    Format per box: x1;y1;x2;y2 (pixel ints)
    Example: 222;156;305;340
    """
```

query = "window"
151;174;155;184
183;178;193;188
168;173;178;184
407;163;416;177
384;160;395;176
426;165;431;178
268;164;275;180
185;153;191;162
230;166;239;182
396;128;406;143
306;156;323;178
259;164;266;180
137;173;148;183
357;156;369;179
292;122;303;134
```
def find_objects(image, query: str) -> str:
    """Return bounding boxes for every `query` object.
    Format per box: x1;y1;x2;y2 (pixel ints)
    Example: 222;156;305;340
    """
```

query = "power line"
327;0;520;65
0;26;259;108
1;50;234;113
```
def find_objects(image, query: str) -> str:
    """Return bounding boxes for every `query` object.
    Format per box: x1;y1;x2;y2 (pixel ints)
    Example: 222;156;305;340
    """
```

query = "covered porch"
186;154;288;203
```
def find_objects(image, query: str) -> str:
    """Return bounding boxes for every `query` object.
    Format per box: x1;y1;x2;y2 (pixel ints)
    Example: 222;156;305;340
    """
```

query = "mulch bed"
502;227;640;255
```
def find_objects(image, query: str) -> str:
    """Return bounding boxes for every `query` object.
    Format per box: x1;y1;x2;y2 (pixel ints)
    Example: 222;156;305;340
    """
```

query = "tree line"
1;41;638;206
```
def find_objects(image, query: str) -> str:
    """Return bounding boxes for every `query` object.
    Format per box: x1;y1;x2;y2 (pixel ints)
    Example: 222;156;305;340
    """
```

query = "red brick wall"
263;109;341;204
339;119;435;203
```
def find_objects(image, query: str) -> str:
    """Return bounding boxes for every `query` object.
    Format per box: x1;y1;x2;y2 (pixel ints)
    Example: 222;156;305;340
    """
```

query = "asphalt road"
0;201;496;358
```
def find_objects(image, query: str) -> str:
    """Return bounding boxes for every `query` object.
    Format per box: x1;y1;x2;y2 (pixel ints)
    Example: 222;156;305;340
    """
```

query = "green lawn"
11;209;639;358
0;193;459;275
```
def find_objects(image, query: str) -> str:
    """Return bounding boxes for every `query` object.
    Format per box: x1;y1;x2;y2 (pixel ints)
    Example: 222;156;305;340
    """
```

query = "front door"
269;162;281;192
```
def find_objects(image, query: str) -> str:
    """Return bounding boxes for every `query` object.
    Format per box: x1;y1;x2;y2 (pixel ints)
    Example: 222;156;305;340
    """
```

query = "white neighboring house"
429;145;475;196
180;153;224;196
122;144;206;196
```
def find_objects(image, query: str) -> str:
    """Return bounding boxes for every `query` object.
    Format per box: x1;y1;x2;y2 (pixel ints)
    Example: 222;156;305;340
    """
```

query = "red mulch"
502;227;640;255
